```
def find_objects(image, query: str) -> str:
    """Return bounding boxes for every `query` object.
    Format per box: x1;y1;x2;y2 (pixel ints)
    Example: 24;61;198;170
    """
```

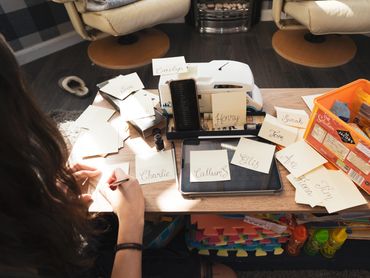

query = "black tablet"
180;137;283;197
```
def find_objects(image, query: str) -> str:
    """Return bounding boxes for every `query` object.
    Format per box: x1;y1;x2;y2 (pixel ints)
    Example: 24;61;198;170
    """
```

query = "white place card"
72;123;119;158
301;93;324;111
275;106;309;129
119;89;155;121
100;73;144;100
152;56;188;76
275;140;327;178
212;91;246;129
135;150;176;185
231;138;276;174
75;105;115;129
190;150;231;182
258;114;299;147
322;170;367;214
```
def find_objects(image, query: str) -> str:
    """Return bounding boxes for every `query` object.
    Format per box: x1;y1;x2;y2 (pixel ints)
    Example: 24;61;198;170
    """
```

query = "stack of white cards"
72;105;124;158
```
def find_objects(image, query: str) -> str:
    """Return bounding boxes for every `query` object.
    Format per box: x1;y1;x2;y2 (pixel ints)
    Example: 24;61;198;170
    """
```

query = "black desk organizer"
166;111;265;140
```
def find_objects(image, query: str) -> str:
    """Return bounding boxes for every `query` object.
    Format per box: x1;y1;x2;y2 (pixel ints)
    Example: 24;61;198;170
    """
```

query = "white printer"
158;60;263;114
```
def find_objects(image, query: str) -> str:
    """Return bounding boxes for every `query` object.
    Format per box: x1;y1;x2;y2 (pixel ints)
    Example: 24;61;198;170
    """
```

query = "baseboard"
16;31;83;65
261;9;273;22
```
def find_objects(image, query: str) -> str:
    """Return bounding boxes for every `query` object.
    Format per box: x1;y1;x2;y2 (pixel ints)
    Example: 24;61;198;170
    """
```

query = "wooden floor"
22;22;370;113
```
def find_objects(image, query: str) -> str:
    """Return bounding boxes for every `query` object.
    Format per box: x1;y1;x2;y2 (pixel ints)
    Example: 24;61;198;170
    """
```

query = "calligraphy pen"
109;178;130;190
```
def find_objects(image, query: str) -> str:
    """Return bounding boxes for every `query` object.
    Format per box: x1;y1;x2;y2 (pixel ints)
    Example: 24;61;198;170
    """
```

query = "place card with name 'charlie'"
190;150;231;182
275;106;309;129
212;91;246;129
152;56;188;76
135;150;176;185
258;114;298;147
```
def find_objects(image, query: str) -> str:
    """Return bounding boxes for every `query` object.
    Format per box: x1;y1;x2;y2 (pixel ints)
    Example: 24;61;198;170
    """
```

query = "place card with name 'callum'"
190;150;231;182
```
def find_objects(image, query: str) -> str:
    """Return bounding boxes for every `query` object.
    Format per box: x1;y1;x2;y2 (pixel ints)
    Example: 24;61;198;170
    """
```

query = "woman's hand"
100;168;145;243
70;162;101;188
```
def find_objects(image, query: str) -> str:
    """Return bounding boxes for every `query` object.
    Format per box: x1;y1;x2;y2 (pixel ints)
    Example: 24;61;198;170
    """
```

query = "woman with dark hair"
0;36;144;277
0;36;237;278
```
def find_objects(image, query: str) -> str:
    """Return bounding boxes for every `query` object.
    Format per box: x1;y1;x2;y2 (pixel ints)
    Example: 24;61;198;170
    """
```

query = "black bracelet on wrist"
115;243;143;252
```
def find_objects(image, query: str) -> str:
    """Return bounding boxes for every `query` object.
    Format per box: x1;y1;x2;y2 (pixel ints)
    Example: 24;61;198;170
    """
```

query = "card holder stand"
166;111;266;140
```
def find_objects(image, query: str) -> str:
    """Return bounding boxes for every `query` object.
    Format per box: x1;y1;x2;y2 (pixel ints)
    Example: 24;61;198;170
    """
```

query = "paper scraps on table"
100;73;144;100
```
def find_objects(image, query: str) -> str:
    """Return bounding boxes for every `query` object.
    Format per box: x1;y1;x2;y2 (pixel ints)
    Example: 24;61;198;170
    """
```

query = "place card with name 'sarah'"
258;114;298;147
275;106;309;129
190;150;231;182
135;150;176;185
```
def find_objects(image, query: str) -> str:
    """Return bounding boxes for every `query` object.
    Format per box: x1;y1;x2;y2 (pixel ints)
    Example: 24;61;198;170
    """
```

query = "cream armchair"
53;0;191;69
272;0;370;67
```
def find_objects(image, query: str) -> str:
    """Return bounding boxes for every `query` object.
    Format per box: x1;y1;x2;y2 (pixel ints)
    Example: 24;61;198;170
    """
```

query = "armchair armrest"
272;0;306;30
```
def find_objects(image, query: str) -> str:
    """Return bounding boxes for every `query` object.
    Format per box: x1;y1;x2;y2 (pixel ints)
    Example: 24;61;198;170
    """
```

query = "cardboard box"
304;79;370;194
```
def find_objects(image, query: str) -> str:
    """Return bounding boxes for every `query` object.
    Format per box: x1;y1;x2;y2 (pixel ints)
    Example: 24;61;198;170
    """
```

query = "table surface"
91;88;370;213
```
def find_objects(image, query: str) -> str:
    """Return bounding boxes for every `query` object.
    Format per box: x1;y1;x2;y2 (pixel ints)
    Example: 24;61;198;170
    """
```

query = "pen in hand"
109;178;129;190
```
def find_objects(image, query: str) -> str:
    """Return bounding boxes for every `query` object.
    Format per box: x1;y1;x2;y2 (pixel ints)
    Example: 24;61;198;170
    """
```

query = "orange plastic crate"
304;79;370;195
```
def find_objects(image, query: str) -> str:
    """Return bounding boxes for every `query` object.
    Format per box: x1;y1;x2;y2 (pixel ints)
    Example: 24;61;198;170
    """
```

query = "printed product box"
304;79;370;194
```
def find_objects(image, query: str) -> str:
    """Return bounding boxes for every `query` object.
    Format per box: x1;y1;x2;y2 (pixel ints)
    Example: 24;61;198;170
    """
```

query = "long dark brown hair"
0;38;92;275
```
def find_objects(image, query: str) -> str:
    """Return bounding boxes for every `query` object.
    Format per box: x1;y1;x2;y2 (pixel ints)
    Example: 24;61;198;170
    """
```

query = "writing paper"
119;90;155;121
89;162;130;212
190;150;231;182
152;56;188;76
72;123;119;158
75;105;115;129
287;166;329;207
135;150;176;185
258;114;298;147
323;170;367;213
231;138;276;174
212;91;246;129
275;140;327;177
100;73;144;100
301;93;324;111
275;107;309;129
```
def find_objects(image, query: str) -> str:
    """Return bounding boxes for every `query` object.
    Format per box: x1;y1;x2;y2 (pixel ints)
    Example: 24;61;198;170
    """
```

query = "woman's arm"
101;169;145;278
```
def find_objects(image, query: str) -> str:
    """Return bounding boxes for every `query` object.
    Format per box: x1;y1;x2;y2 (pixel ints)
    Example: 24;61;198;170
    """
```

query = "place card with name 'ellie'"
258;114;298;147
231;138;276;174
190;150;231;182
212;91;246;129
275;106;309;129
135;150;176;185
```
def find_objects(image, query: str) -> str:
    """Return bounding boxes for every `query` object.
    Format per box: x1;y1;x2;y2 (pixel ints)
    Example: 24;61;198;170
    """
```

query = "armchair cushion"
81;0;190;36
284;0;370;34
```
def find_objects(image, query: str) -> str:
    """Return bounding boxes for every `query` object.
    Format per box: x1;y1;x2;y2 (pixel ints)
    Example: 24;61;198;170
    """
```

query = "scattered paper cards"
75;105;115;129
275;107;309;129
100;73;144;100
135;150;176;185
288;166;367;213
119;90;155;121
231;138;276;174
190;150;231;182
